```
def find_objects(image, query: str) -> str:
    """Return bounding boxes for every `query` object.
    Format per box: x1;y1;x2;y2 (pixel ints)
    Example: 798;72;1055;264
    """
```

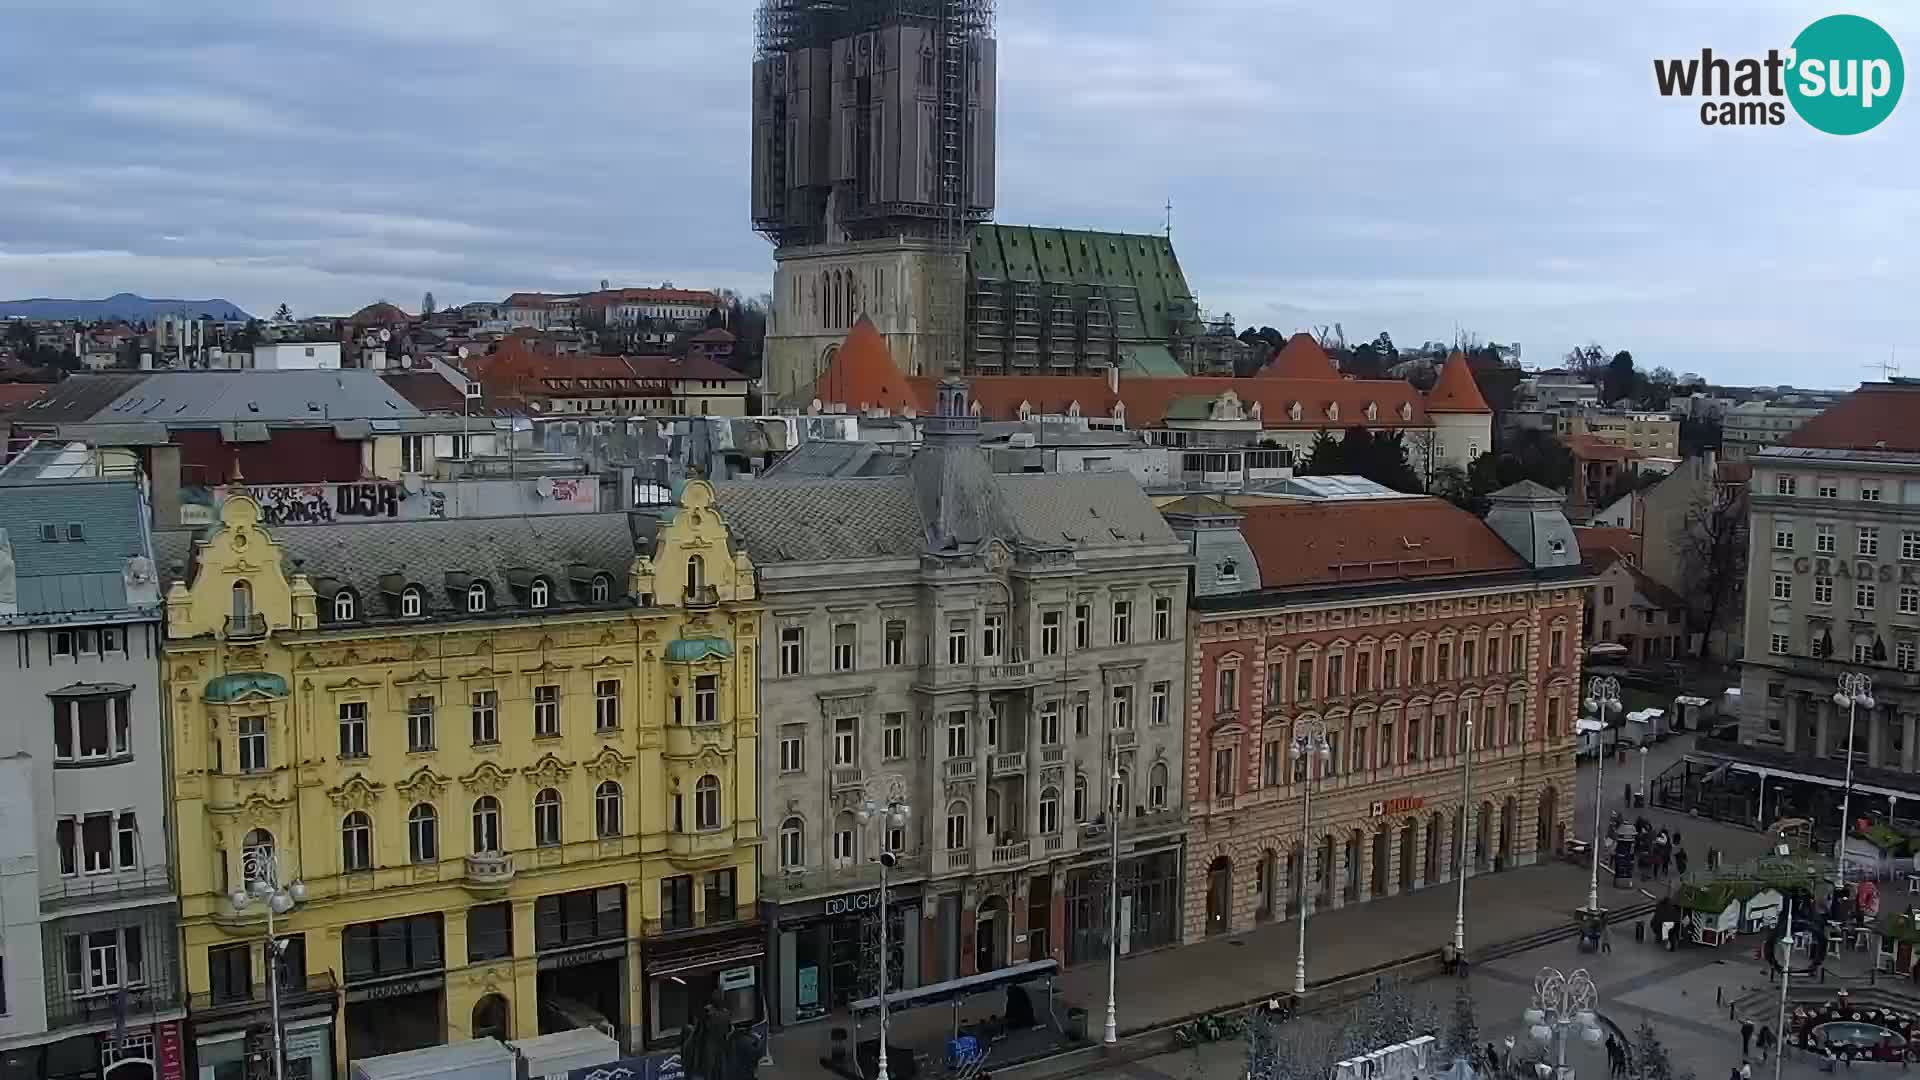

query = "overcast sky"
2;0;1916;387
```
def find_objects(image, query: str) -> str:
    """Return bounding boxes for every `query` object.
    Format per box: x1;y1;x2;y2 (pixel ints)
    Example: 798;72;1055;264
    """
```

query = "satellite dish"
378;329;391;342
457;345;469;359
534;477;554;498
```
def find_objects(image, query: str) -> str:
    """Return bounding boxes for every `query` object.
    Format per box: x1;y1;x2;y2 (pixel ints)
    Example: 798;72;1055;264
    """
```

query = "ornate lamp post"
1524;966;1603;1077
1291;717;1332;996
1580;676;1622;912
229;849;307;1080
856;779;912;1080
1455;713;1475;958
1832;672;1874;885
1637;745;1648;806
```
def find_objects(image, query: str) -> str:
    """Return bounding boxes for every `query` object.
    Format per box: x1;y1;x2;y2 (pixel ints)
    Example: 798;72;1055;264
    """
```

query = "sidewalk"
761;857;1662;1079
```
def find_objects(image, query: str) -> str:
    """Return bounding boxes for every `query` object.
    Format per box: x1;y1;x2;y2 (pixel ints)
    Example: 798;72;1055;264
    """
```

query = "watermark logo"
1653;14;1903;134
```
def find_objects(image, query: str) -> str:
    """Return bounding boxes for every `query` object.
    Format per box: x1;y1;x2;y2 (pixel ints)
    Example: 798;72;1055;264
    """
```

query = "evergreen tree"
1633;1018;1673;1080
273;302;292;322
421;291;436;317
1444;984;1480;1066
1304;429;1342;473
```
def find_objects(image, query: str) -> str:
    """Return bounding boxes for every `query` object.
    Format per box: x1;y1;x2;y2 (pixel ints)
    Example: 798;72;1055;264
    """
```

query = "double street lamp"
1524;966;1603;1078
228;849;307;1080
1454;714;1475;958
1291;717;1333;997
1103;764;1122;1045
1832;672;1874;886
1580;676;1622;913
855;781;912;1080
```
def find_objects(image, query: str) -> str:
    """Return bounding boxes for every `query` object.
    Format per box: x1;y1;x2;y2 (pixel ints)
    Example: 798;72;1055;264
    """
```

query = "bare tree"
1676;474;1747;659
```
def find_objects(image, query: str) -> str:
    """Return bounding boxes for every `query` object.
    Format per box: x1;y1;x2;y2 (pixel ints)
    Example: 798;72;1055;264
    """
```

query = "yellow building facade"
161;481;763;1075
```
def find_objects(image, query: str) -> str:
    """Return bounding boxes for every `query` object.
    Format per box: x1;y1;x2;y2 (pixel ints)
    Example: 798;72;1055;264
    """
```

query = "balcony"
915;658;1064;693
1044;833;1069;854
990;841;1032;866
666;829;738;859
188;971;338;1028
831;766;865;792
463;852;514;891
943;757;976;781
772;854;930;898
40;865;173;910
224;613;268;640
48;979;186;1031
1040;746;1067;765
683;584;719;609
990;751;1026;777
942;849;973;872
644;904;749;938
1110;729;1138;751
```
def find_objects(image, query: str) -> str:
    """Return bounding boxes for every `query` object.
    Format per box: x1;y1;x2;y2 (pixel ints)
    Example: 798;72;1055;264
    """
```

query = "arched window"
408;804;438;864
694;775;721;831
944;800;969;849
341;812;371;872
472;796;501;853
333;590;356;622
686;555;705;593
230;580;253;622
1073;774;1088;823
591;575;612;603
398;586;422;617
241;828;274;884
530;579;550;609
595;781;623;838
1039;787;1060;834
778;816;805;869
467;582;489;613
534;789;563;846
1112;768;1131;816
1150;761;1170;809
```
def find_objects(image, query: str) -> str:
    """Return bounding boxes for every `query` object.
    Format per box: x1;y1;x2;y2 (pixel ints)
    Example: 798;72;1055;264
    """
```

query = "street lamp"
1524;966;1603;1078
1291;717;1333;997
1580;675;1622;913
1832;672;1874;887
1637;745;1648;806
1454;714;1475;958
1103;763;1122;1045
856;780;912;1080
228;848;307;1080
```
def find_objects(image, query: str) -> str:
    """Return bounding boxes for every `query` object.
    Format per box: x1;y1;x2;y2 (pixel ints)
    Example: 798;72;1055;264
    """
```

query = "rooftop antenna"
1867;349;1901;382
1164;196;1173;241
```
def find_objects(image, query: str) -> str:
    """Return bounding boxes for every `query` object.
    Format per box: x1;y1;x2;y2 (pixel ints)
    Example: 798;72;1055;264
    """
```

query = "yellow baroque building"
158;481;763;1077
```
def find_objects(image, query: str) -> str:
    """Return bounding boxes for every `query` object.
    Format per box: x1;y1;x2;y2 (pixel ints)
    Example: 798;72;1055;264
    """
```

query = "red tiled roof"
380;371;468;413
815;317;917;413
1566;434;1634;462
351;302;411;324
690;327;736;343
1256;333;1342;380
1573;526;1640;565
889;374;1430;429
0;383;50;407
473;339;745;400
587;287;721;306
1426;352;1492;413
1238;497;1526;588
1782;383;1917;452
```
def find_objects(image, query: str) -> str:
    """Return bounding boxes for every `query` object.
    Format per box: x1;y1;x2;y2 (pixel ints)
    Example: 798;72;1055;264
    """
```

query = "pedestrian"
1602;924;1614;954
1731;1066;1743;1080
1677;848;1689;877
1708;845;1719;870
1742;1018;1756;1057
1742;1061;1753;1080
1758;1024;1776;1063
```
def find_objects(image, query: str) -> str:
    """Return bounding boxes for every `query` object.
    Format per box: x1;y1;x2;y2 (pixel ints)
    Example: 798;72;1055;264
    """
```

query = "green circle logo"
1788;14;1904;135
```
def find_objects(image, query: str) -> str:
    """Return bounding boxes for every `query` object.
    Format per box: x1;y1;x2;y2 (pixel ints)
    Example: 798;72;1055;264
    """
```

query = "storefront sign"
1371;797;1425;817
568;1052;683;1080
345;974;444;1003
157;1021;185;1080
717;966;756;991
284;1026;330;1061
540;943;627;971
1791;556;1916;583
824;891;881;916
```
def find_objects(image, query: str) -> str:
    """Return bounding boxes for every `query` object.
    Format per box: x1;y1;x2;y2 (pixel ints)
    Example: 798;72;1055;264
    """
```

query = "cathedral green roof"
970;224;1197;344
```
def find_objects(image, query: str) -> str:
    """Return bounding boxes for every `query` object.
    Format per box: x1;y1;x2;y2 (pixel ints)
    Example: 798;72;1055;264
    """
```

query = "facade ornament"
394;766;450;801
586;746;634;781
460;761;514;795
522;753;573;787
327;774;385;811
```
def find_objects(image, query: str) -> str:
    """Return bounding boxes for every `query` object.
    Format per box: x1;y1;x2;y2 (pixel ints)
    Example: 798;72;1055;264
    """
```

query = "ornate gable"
523;752;573;787
394;766;451;802
327;774;385;811
460;761;514;795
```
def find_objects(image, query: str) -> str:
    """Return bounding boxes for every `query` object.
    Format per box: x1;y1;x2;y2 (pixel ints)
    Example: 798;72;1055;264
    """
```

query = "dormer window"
591;575;612;603
333;590;356;622
401;587;424;617
530;579;550;609
467;582;489;613
1218;559;1240;584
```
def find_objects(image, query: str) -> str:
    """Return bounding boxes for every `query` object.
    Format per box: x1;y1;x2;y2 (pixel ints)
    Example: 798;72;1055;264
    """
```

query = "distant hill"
0;292;252;322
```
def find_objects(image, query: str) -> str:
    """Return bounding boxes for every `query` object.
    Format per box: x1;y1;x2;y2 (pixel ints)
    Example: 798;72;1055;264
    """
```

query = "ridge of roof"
1781;383;1919;453
1426;352;1492;413
1257;333;1342;381
814;317;916;413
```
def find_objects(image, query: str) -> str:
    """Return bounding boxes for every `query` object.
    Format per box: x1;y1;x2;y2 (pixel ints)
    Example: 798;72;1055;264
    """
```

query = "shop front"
341;912;448;1064
1064;847;1183;966
768;882;923;1027
188;971;337;1080
534;886;630;1044
1;1019;192;1080
641;922;766;1048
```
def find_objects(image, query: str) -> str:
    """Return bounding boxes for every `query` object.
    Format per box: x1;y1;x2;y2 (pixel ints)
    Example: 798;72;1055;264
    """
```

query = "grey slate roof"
0;478;150;616
94;370;423;424
157;512;637;621
758;440;909;478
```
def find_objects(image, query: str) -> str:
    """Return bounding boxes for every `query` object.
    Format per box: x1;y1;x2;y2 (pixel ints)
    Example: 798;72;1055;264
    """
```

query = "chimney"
1106;362;1119;395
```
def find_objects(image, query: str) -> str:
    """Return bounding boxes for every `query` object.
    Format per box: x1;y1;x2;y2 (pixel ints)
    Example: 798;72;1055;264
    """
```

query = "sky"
2;0;1918;388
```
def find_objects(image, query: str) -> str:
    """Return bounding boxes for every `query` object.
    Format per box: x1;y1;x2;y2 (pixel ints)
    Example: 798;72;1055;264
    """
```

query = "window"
528;684;560;737
1775;474;1797;496
1906;532;1920;562
779;626;804;675
946;619;970;665
1350;728;1366;772
472;796;501;853
1355;651;1373;690
832;815;855;865
779;734;803;773
339;811;373;871
334;590;357;621
1821;482;1841;498
1110;684;1134;729
595;781;623;837
1383;649;1399;688
1039;700;1062;745
1817;524;1836;553
1860;527;1881;558
467;903;513;964
1900;642;1917;672
694;674;718;724
1111;600;1132;644
695;775;722;830
406;697;434;752
342;914;443;983
1815;575;1834;605
408;804;438;864
1327;654;1346;696
778;817;804;869
591;575;612;603
945;710;970;758
1506;702;1521;744
705;868;737;922
1039;788;1060;834
883;712;906;759
1074;691;1090;736
885;620;907;665
1854;642;1873;664
208;943;251;1004
1112;769;1131;813
238;716;268;773
1074;603;1092;649
945;801;969;849
401;586;424;617
833;717;858;767
471;690;499;745
66;927;144;995
1774;527;1794;551
230;580;253;622
1410;645;1426;684
1436;643;1452;680
1550;630;1565;665
1296;657;1315;701
1770;633;1790;655
1217;666;1238;712
1510;635;1525;671
69;813;113;874
1073;775;1089;822
1903;587;1920;616
981;614;1003;660
402;434;426;473
1154;595;1173;640
467;582;489;613
1459;640;1475;678
118;812;138;868
1863;481;1883;502
1151;681;1170;727
1040;611;1061;656
1213;748;1235;798
52;694;130;763
534;789;563;846
1408;717;1423;761
242;829;274;884
595;680;620;731
832;623;856;672
530;579;550;609
1858;582;1878;611
686;554;705;593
